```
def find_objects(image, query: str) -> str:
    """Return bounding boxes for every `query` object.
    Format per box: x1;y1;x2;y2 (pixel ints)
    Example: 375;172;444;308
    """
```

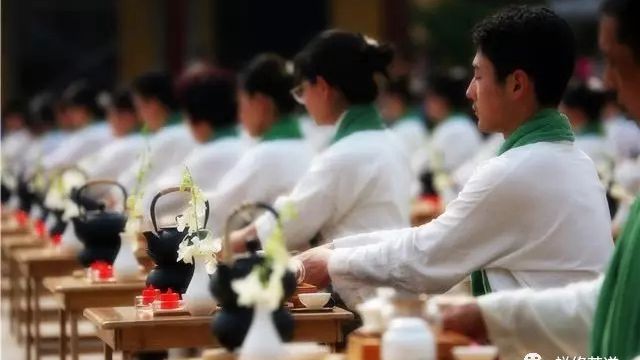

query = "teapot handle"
149;186;211;234
221;202;279;265
75;180;128;217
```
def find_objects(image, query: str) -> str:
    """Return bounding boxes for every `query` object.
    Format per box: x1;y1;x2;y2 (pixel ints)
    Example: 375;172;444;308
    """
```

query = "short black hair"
562;83;606;122
383;77;413;104
294;29;394;104
240;53;296;114
62;80;103;118
472;6;576;107
2;99;26;119
601;0;640;63
132;71;178;111
112;90;135;113
27;93;56;130
179;70;237;129
426;70;470;111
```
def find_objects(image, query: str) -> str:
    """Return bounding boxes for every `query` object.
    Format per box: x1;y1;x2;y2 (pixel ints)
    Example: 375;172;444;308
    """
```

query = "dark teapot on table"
71;180;127;267
144;186;210;294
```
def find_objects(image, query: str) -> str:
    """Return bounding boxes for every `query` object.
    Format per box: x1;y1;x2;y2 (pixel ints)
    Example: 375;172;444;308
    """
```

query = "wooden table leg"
8;255;15;336
25;275;33;360
34;278;41;360
103;344;113;360
59;309;67;360
70;311;79;360
15;261;24;343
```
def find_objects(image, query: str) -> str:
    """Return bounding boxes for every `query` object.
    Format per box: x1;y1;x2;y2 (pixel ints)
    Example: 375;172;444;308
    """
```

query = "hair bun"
363;37;394;76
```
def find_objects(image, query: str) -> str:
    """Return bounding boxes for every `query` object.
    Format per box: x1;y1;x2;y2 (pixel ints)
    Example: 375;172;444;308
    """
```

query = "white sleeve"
479;277;602;360
255;156;346;251
328;157;517;296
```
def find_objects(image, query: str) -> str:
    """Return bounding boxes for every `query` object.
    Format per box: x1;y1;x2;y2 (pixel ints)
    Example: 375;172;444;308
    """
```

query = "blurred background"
1;0;605;103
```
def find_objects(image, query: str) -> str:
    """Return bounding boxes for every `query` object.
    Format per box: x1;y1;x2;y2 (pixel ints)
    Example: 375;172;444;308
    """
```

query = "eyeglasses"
290;84;305;105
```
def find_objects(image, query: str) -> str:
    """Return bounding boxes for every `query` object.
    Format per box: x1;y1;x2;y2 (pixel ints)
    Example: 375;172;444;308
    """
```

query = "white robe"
255;129;412;251
413;115;483;176
2;129;34;178
143;137;246;220
78;133;146;180
327;141;614;308
605;116;640;161
478;277;602;360
117;124;197;193
391;116;429;162
453;133;505;188
206;139;313;236
575;134;615;168
298;115;335;154
20;131;68;179
42;122;114;172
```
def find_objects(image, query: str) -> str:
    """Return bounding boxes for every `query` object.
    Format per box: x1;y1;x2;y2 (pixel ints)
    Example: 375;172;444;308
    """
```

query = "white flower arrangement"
230;202;298;311
124;136;151;235
175;167;221;274
44;170;86;220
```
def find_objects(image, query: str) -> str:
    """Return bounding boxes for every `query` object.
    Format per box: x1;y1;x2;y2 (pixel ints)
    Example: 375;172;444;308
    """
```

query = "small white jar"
382;317;435;360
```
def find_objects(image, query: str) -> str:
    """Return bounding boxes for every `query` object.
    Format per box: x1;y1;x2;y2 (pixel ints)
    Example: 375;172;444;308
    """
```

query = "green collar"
398;108;422;124
261;114;303;142
208;125;238;142
166;112;183;127
498;108;575;156
332;104;385;144
579;121;604;136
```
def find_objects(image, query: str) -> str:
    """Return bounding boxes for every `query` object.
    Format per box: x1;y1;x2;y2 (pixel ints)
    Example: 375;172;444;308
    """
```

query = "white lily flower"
204;257;218;275
231;264;286;311
176;214;188;232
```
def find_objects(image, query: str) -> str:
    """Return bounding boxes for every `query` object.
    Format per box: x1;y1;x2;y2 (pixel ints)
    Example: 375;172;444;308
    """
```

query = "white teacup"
452;345;499;360
298;293;331;309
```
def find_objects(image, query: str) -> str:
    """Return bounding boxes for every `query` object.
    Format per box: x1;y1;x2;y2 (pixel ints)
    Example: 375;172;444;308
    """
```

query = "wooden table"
14;247;81;360
43;276;146;360
2;234;46;338
84;306;355;360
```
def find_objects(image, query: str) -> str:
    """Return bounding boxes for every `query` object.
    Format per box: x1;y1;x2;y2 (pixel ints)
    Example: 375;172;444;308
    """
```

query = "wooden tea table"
13;247;81;360
84;306;355;360
43;275;146;360
2;234;47;337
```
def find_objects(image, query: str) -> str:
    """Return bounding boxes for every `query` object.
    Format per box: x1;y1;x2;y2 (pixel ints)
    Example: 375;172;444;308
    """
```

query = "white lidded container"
382;317;435;360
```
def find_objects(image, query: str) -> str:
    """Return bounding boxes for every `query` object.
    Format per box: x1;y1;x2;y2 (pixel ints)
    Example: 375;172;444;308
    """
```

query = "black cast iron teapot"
72;180;127;267
210;202;297;351
144;186;210;294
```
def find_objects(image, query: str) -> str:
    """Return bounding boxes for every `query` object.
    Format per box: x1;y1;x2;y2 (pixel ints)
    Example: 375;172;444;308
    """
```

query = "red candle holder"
97;265;113;280
15;210;28;227
159;289;180;309
90;261;110;271
141;286;159;305
51;234;62;246
35;220;47;238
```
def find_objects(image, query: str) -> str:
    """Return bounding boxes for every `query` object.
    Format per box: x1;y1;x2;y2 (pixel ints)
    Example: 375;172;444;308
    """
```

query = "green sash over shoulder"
591;194;640;360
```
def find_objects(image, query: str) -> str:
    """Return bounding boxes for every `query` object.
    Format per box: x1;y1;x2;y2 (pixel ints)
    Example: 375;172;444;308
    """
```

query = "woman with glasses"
206;53;314;235
228;30;412;253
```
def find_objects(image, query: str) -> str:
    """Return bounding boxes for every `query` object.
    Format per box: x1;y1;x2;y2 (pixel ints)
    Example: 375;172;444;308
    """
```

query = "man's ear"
315;75;330;98
509;69;530;101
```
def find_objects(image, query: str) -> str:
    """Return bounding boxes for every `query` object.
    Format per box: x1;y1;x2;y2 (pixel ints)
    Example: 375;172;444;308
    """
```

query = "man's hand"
294;245;333;288
441;301;490;343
